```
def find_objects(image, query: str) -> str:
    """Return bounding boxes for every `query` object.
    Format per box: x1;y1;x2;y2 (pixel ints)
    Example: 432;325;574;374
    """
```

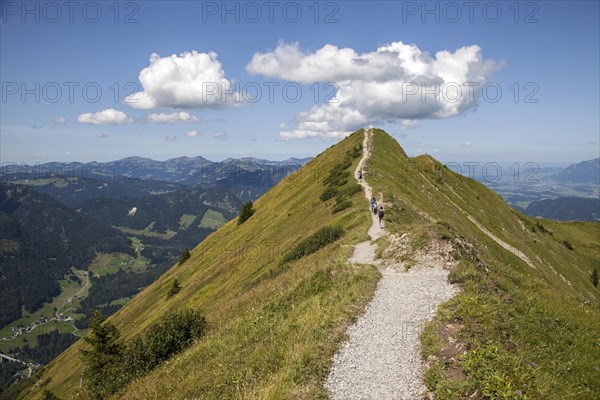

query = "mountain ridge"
0;156;310;178
550;157;599;184
16;129;600;400
1;156;311;203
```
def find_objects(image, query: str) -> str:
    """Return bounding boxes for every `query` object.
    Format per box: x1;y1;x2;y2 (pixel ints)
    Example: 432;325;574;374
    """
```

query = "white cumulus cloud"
247;41;502;140
53;116;67;124
185;130;200;137
166;133;178;141
148;112;199;123
126;51;241;109
77;109;133;125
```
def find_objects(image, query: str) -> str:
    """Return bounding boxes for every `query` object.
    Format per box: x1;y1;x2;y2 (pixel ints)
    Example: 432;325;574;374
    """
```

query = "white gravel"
326;128;458;400
326;265;457;400
349;241;377;264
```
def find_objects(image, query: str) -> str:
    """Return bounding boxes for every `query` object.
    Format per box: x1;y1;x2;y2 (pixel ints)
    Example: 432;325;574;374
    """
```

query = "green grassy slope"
20;128;599;400
21;130;378;400
366;129;600;399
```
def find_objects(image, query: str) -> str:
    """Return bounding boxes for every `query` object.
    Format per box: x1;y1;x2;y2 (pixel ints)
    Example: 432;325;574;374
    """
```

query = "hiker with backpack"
378;205;384;228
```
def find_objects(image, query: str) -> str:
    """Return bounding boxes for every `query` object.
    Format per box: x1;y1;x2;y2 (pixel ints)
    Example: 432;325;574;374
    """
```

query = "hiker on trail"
372;200;378;215
370;196;376;211
378;206;384;228
358;170;363;180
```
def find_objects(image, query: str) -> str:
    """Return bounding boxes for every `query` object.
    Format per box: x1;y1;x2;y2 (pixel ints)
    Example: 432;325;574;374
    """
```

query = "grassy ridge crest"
366;129;600;399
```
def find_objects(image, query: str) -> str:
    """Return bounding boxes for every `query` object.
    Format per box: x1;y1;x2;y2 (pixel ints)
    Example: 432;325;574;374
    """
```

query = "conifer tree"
80;311;123;399
237;201;255;225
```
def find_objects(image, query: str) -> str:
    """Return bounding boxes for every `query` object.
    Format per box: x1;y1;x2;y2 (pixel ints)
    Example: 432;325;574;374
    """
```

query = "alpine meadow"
12;129;599;400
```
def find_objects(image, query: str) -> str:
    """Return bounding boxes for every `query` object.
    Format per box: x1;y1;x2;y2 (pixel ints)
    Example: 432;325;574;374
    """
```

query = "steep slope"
18;129;599;400
22;130;378;399
364;129;600;399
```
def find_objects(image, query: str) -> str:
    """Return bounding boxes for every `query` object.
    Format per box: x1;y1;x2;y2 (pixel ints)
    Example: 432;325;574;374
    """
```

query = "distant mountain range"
476;158;599;221
1;156;312;202
548;157;599;184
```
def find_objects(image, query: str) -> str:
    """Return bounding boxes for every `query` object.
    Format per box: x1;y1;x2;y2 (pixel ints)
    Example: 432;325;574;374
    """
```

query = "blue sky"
1;1;598;164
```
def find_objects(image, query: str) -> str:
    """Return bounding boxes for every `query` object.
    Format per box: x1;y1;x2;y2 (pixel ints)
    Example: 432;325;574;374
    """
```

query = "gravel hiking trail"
326;128;458;400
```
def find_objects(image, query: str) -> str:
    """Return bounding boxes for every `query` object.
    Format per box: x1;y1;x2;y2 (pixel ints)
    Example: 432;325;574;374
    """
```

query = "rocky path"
326;128;458;400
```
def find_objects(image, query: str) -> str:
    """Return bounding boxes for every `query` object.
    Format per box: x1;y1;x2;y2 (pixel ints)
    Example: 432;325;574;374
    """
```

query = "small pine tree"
167;279;182;298
237;201;255;225
591;269;599;288
178;248;191;265
80;311;123;399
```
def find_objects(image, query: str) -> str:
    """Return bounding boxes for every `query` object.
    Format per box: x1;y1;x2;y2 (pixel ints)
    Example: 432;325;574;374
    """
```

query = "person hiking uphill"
378;205;384;228
370;196;376;212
